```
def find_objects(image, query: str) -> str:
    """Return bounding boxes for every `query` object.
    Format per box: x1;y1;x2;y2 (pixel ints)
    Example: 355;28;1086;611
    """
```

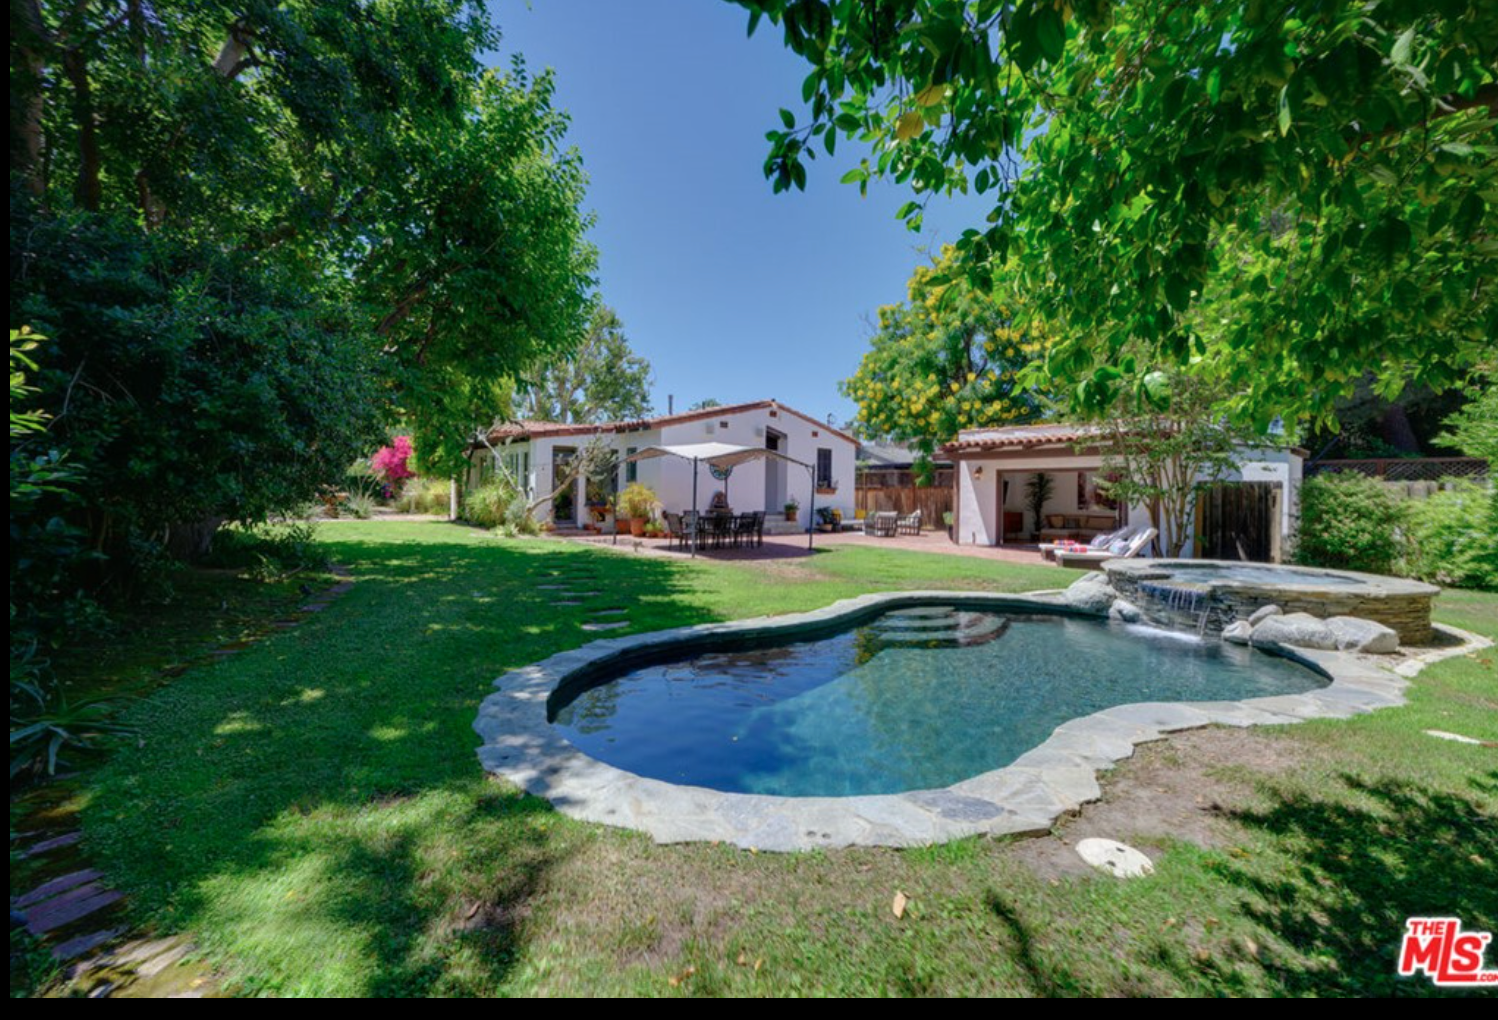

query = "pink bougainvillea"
371;435;415;488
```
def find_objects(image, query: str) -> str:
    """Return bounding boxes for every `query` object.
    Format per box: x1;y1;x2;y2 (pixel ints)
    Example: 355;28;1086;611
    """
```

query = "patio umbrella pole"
690;457;699;558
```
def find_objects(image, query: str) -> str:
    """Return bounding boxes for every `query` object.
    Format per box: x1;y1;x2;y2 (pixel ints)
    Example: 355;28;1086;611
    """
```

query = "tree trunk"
12;0;50;199
61;46;102;211
1379;404;1421;454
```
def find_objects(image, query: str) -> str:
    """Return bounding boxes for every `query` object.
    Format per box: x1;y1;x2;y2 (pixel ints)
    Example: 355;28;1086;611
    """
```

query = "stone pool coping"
472;590;1490;852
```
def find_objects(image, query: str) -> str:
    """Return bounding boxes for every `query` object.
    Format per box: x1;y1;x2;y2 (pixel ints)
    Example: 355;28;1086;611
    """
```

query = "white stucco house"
940;423;1305;561
471;400;857;529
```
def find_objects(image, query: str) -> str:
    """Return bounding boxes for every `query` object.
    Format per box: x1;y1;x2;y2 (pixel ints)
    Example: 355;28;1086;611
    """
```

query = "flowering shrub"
371;436;415;493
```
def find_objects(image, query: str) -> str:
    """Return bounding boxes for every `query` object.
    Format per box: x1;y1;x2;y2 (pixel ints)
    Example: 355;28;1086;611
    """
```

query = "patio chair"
895;509;923;536
1055;527;1158;570
705;511;733;549
1039;523;1138;562
732;512;758;548
864;511;898;537
680;510;701;551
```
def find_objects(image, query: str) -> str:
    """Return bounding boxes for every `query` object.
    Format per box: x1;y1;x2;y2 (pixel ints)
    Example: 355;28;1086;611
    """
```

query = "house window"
502;450;532;496
624;447;637;485
816;447;834;488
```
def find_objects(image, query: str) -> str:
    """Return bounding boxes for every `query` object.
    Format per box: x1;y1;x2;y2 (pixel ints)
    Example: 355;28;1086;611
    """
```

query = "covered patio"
943;425;1126;549
626;441;824;556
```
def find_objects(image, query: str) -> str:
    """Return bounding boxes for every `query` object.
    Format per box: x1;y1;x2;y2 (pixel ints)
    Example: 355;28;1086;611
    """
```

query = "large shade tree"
9;1;596;557
520;305;653;424
842;247;1049;461
739;0;1497;426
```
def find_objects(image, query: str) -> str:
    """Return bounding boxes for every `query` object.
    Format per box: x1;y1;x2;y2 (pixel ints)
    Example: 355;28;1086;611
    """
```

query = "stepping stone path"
10;566;359;997
536;556;633;632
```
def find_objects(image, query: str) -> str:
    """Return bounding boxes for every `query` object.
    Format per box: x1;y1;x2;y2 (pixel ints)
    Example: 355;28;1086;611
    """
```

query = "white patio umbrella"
625;442;818;556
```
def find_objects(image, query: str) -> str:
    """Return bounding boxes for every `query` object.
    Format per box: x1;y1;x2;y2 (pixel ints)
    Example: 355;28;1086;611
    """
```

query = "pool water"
1154;565;1366;587
549;606;1327;797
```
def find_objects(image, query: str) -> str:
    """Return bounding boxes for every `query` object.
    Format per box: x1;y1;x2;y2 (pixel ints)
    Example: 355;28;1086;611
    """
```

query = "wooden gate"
1196;482;1278;562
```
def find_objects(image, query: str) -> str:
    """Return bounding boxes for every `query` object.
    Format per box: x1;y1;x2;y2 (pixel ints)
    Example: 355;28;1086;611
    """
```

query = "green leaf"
1277;85;1291;136
1390;25;1415;66
780;108;796;130
1164;274;1191;312
1206;67;1222;105
840;166;869;184
1034;5;1066;64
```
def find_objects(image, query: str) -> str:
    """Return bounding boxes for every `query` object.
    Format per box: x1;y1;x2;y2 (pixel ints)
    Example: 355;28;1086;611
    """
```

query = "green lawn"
72;522;1496;995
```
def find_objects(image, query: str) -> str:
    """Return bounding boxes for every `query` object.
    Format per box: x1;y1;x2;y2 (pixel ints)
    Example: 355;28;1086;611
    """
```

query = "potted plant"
783;495;800;523
814;506;842;532
642;520;665;539
617;482;658;538
1024;472;1054;541
942;509;955;541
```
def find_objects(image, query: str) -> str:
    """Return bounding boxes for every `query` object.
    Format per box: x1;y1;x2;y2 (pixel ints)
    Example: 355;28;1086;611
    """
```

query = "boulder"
1221;620;1254;645
1061;572;1117;614
1325;616;1400;654
1247;604;1283;626
1108;599;1143;623
1250;612;1338;651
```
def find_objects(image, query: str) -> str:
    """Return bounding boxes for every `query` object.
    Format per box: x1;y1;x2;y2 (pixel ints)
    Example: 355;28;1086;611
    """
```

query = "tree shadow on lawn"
1212;770;1498;997
80;529;735;995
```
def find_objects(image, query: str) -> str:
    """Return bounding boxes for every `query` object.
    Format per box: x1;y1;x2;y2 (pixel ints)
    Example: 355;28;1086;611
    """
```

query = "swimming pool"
549;605;1326;797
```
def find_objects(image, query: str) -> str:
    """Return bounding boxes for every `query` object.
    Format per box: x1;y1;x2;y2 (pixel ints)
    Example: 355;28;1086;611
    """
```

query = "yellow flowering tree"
842;251;1050;472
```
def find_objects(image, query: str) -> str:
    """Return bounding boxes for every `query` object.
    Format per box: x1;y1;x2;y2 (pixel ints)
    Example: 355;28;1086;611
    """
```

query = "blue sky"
488;0;993;426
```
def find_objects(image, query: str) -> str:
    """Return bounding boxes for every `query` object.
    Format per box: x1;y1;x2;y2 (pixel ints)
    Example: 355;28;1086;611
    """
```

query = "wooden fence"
856;467;954;490
853;483;953;528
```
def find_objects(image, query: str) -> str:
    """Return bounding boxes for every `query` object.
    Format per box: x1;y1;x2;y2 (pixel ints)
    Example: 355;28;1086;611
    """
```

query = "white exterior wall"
658;407;855;523
480;405;856;527
957;459;1000;546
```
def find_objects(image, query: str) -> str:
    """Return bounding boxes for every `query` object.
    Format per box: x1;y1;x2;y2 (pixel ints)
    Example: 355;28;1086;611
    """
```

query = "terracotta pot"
785;509;798;523
630;518;646;538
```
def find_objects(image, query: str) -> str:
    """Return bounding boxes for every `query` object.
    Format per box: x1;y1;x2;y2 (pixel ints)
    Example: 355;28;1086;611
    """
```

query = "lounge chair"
1055;527;1158;570
1039;523;1138;562
863;511;898;537
895;509;923;536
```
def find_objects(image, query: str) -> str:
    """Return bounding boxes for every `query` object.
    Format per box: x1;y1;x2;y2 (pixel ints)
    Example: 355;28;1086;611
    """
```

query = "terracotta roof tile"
483;400;856;445
940;422;1113;454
